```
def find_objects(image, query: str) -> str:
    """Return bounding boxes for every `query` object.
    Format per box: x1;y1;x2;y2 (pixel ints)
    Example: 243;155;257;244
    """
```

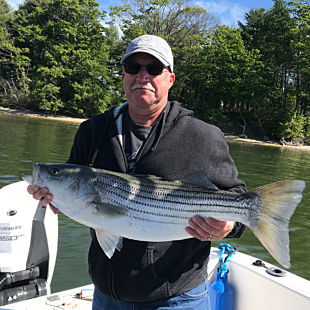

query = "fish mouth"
22;163;42;185
21;173;33;184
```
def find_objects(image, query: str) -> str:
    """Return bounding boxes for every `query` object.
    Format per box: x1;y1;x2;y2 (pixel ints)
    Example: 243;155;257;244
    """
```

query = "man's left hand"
185;216;235;242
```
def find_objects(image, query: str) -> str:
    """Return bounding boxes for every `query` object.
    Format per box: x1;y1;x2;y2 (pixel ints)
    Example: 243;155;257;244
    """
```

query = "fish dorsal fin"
132;173;219;190
180;173;219;190
95;229;123;259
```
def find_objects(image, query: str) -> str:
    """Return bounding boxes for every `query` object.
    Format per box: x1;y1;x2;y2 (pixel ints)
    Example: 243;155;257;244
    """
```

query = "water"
0;113;91;292
0;113;309;293
222;141;310;280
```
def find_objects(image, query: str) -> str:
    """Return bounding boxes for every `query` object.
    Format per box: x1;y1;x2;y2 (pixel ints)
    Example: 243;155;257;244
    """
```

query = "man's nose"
136;66;150;81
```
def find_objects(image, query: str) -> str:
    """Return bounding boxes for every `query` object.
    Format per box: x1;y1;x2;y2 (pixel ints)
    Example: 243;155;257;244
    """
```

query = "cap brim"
120;49;170;68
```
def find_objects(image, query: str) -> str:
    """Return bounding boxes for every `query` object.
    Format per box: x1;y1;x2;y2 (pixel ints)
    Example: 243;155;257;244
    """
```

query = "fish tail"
250;180;306;268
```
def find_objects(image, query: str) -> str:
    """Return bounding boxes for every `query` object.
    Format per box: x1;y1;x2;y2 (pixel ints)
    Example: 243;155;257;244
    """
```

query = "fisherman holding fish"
27;35;255;309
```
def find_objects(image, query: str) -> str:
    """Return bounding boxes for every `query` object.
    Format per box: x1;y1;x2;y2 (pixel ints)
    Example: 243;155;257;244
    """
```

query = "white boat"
1;181;310;309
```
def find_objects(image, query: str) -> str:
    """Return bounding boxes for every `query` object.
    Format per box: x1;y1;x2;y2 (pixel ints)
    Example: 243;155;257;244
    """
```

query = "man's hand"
185;216;235;242
27;185;58;214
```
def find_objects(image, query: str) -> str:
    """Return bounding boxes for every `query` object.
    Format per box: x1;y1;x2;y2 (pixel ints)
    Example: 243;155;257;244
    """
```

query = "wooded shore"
1;106;309;152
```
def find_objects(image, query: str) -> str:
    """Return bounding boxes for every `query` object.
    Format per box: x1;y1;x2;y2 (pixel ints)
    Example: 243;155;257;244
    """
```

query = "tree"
288;0;310;115
109;0;217;43
239;0;298;138
0;0;30;106
193;26;270;136
0;0;11;24
238;8;267;51
12;0;112;116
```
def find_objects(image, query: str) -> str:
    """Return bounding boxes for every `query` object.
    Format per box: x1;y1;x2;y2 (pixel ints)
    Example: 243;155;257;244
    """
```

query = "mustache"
131;84;155;92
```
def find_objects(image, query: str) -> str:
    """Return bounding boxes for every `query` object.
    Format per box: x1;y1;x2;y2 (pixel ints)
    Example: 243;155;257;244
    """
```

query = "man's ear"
169;73;175;89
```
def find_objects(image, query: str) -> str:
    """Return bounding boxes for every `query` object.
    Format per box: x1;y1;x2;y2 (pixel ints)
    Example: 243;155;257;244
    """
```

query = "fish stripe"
98;179;255;215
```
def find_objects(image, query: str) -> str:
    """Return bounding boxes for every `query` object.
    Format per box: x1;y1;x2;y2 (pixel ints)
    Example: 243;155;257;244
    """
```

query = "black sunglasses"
124;62;167;75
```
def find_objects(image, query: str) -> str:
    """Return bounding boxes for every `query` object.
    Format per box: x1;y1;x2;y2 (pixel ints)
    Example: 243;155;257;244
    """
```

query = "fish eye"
51;168;59;176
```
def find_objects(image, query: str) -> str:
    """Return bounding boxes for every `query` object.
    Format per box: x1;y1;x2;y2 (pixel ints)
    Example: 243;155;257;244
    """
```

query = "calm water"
0;113;309;293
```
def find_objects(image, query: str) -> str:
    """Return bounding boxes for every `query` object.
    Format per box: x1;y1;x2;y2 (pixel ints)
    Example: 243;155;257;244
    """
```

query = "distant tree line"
0;0;309;141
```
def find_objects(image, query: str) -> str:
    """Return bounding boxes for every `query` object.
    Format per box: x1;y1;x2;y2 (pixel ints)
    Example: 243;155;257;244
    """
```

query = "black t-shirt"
123;109;152;172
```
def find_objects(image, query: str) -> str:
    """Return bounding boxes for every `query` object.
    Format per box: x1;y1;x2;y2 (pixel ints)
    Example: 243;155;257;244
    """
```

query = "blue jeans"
92;280;210;309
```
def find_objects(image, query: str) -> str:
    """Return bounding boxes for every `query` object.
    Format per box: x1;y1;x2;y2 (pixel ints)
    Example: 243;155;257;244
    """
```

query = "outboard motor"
0;181;58;306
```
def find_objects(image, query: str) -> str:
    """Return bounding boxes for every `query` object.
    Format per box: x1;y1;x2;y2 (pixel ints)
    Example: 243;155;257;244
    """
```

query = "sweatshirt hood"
164;101;194;126
147;101;193;153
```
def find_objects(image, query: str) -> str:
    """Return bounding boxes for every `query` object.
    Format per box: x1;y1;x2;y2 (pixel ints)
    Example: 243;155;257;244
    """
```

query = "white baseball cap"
120;35;174;72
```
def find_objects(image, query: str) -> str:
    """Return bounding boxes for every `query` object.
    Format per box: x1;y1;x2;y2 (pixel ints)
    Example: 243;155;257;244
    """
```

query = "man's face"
122;53;175;115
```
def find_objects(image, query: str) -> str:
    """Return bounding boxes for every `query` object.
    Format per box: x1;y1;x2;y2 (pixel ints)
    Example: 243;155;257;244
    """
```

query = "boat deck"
0;284;94;310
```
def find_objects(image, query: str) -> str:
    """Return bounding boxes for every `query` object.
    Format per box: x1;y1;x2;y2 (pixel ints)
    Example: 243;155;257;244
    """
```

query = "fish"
22;163;306;268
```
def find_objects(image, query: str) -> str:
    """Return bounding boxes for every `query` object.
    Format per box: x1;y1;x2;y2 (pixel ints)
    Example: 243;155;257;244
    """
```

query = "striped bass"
22;163;306;268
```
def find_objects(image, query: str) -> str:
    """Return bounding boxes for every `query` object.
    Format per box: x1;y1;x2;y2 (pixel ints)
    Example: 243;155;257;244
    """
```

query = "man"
28;34;246;309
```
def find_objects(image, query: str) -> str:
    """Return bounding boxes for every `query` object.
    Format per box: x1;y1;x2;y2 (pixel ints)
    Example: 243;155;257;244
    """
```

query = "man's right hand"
27;185;58;214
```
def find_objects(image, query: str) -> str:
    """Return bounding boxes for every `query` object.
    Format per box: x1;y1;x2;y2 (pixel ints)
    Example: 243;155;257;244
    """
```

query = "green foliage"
0;0;30;106
287;0;310;116
283;111;306;139
10;0;112;116
0;0;11;25
238;0;309;139
206;26;265;111
304;116;310;138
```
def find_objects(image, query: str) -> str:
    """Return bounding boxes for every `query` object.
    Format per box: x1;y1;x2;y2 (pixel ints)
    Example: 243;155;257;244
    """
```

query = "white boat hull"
208;248;310;310
2;247;310;309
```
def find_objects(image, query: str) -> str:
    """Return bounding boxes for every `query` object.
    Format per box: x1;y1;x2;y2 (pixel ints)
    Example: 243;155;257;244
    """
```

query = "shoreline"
0;106;87;124
224;135;310;152
1;106;310;152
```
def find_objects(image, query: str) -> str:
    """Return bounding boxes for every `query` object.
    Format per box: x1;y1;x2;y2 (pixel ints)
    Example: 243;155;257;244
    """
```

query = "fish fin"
131;173;219;190
180;173;219;190
251;180;306;268
95;229;123;259
92;201;128;218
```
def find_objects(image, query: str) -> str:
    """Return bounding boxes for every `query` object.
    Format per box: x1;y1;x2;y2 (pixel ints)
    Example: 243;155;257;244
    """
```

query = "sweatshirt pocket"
148;246;168;281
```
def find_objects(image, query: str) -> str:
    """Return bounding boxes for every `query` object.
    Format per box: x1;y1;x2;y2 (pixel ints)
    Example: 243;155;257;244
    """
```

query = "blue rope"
217;243;237;279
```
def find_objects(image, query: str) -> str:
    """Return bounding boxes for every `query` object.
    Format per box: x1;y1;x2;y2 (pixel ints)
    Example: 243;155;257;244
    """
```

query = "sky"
7;0;275;27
